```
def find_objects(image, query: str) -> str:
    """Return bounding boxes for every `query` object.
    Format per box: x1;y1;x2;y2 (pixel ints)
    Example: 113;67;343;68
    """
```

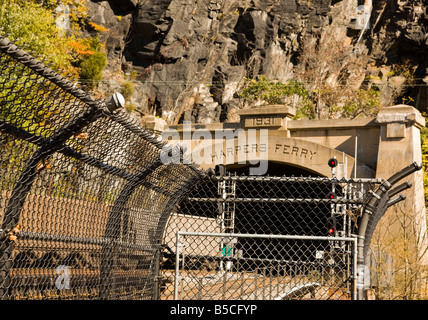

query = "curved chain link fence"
0;35;203;300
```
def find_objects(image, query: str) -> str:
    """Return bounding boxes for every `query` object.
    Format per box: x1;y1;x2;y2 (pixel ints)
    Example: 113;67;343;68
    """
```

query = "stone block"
386;122;406;139
237;105;296;130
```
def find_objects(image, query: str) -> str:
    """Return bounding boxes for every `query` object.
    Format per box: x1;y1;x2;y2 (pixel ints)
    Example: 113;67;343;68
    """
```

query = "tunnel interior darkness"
175;161;345;269
225;161;323;177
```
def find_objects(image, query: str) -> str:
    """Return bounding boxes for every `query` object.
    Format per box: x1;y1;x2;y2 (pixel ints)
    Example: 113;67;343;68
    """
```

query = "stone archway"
198;135;355;178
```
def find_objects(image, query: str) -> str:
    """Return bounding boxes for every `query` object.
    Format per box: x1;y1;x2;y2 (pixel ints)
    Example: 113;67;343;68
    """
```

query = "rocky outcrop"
84;0;427;124
364;0;427;108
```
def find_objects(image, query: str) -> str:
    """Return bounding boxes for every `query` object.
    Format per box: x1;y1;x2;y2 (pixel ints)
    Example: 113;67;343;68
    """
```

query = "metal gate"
159;169;382;300
159;162;422;300
174;232;358;300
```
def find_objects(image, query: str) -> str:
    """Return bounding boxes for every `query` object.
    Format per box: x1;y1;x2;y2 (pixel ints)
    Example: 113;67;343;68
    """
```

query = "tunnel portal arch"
192;134;356;179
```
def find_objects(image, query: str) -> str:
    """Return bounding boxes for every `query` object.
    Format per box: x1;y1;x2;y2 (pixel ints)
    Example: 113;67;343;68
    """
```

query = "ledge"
287;117;378;131
376;105;425;129
237;105;296;117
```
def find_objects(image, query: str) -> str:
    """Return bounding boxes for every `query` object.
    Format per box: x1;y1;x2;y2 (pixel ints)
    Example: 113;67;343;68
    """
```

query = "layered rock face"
86;0;427;124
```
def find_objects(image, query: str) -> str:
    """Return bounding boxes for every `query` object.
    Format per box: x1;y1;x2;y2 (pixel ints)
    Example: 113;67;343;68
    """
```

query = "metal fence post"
99;160;164;299
174;232;181;300
152;249;161;300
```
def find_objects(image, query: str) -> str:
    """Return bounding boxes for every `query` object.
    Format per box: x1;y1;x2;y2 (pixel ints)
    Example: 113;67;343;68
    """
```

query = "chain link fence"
160;162;422;300
159;172;383;300
0;35;203;300
173;232;357;300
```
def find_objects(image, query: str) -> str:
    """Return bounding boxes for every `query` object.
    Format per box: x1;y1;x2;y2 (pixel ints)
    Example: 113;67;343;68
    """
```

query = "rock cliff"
84;0;427;124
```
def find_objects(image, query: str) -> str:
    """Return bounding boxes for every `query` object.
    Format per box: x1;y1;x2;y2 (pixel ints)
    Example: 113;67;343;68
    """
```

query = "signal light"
328;192;336;200
328;158;338;168
327;216;337;235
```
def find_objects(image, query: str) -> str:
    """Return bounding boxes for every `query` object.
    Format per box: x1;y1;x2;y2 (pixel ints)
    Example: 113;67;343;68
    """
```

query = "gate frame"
174;231;358;300
160;162;423;300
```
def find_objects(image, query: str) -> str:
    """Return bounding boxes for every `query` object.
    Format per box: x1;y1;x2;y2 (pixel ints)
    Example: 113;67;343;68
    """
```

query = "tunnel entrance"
161;161;351;268
159;160;383;300
221;161;330;236
214;163;338;268
174;161;336;236
225;161;323;178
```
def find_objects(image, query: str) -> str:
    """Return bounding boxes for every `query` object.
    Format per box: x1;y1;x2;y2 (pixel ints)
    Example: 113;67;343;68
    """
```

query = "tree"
369;203;428;299
0;0;107;87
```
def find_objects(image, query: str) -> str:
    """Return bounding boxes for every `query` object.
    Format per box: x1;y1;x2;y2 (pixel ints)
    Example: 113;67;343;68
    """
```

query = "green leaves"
239;75;306;103
238;76;314;119
238;74;383;120
0;0;78;76
79;52;107;88
341;88;381;118
77;37;107;89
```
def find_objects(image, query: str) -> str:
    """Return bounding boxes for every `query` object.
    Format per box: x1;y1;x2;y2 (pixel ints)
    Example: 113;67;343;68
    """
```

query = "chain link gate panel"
159;171;384;300
173;232;358;300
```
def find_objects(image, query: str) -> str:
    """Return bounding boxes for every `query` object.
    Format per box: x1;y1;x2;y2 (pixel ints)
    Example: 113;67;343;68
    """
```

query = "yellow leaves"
67;40;95;55
420;121;428;207
88;21;109;33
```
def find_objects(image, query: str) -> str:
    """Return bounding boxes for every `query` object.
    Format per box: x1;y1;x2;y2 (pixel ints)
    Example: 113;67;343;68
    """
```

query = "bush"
77;37;107;88
122;81;135;99
238;75;315;119
79;52;107;87
0;0;78;75
341;88;381;118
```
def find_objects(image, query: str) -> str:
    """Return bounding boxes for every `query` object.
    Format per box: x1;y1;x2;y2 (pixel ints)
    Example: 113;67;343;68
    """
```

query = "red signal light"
328;193;336;199
328;158;338;168
328;228;334;234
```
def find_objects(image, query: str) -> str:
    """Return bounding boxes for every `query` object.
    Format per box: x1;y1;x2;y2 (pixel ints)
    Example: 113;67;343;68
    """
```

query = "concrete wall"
374;105;428;265
160;104;424;181
287;117;380;178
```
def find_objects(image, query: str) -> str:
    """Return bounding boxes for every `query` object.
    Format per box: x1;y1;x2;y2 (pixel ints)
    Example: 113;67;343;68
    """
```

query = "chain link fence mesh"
159;173;383;300
0;35;203;300
172;232;357;300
